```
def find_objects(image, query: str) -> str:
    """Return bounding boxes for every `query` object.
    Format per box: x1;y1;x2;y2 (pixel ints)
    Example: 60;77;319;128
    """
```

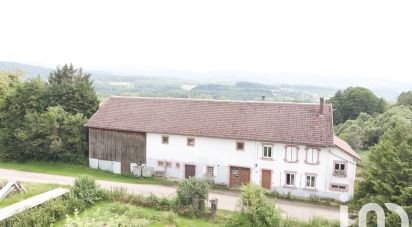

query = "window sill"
332;173;347;178
305;161;320;165
261;157;274;161
303;187;317;191
283;185;297;189
284;159;299;163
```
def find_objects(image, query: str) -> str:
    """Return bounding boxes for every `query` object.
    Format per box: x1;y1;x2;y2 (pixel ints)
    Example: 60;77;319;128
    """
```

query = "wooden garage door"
185;164;196;179
230;166;250;187
261;169;272;190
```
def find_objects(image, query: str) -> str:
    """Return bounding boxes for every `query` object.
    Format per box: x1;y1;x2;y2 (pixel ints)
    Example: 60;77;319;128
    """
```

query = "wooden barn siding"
88;128;146;164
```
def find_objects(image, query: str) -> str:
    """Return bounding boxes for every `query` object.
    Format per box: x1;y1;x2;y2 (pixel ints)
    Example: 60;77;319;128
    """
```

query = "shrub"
72;175;105;206
176;177;210;207
228;184;282;227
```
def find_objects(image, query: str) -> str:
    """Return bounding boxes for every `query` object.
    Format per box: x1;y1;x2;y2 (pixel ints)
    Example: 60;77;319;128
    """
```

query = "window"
285;172;296;186
263;145;273;158
306;148;320;164
236;142;245;151
187;137;195;146
175;163;180;168
330;183;348;191
333;161;347;177
161;135;169;144
206;166;214;177
166;162;172;168
305;175;316;189
285;146;298;162
158;161;164;167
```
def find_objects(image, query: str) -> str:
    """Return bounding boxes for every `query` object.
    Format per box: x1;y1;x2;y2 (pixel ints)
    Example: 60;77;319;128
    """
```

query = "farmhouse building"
85;96;360;201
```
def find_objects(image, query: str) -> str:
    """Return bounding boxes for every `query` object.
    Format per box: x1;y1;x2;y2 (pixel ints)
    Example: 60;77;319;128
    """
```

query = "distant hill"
0;61;405;101
0;61;52;79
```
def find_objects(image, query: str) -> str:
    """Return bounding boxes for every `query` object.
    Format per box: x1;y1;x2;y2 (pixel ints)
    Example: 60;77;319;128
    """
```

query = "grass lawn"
0;161;177;186
56;201;229;227
0;182;61;208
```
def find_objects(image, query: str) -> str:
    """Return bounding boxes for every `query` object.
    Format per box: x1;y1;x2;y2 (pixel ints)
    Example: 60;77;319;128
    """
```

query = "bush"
176;177;210;207
72;175;105;206
228;184;282;227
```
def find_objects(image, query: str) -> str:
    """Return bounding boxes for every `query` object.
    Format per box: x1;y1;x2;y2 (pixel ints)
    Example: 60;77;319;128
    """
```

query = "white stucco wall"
146;133;357;201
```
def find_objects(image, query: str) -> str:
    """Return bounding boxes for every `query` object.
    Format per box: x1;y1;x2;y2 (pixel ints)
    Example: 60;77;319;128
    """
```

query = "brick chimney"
319;97;324;115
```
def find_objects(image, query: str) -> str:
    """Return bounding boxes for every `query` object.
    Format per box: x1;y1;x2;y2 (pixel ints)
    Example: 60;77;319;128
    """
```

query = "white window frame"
285;146;299;163
305;148;320;165
285;172;296;187
262;145;273;158
305;174;316;189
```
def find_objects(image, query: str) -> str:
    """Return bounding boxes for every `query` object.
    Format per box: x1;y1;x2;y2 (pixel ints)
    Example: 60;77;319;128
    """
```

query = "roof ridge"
109;96;326;106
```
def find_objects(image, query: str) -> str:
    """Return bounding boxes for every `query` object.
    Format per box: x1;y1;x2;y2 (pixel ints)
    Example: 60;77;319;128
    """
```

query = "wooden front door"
121;161;131;175
261;169;272;190
230;166;250;187
185;164;196;178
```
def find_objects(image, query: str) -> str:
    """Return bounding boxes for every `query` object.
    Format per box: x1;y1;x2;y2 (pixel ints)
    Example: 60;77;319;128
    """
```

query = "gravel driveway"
0;168;340;221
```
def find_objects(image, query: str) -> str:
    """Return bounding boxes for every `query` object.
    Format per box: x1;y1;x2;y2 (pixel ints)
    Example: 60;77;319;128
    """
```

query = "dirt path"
0;168;340;221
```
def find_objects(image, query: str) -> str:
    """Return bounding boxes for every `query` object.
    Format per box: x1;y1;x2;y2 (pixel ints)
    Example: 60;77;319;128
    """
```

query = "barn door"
261;169;272;190
185;164;196;178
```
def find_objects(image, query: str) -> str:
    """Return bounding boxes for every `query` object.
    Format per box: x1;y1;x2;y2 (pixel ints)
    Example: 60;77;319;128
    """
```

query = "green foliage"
72;175;105;206
0;65;98;163
353;121;412;226
47;64;99;118
228;184;282;227
176;177;210;207
330;87;385;125
10;106;87;162
397;90;412;106
335;105;412;150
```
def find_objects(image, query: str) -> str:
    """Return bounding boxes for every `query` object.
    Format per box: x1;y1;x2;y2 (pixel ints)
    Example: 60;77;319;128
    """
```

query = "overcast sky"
1;0;412;82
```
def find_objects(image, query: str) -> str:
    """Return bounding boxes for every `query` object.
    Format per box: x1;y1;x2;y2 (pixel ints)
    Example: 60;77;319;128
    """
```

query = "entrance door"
121;161;131;175
230;166;250;187
261;169;272;190
185;164;196;178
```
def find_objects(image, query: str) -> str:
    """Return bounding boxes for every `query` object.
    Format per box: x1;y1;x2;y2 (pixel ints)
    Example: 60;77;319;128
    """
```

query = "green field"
0;182;60;208
56;201;229;227
0;161;176;186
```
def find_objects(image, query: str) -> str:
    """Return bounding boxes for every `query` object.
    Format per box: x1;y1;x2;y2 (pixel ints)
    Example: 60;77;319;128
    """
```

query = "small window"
306;148;319;164
285;173;295;186
206;166;214;177
330;183;347;191
333;161;347;177
158;161;164;167
306;175;316;189
166;162;172;168
176;163;180;168
236;142;245;151
263;145;273;158
161;135;169;144
285;146;298;163
187;137;195;146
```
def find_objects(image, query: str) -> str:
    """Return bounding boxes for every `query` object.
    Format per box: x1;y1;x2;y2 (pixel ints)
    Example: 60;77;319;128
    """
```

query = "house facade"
85;97;360;201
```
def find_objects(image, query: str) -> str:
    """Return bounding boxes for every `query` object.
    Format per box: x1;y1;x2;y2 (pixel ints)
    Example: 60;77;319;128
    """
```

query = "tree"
0;71;21;104
0;78;48;158
335;105;412;150
13;106;87;162
329;87;385;125
47;64;99;118
397;91;412;106
353;121;412;226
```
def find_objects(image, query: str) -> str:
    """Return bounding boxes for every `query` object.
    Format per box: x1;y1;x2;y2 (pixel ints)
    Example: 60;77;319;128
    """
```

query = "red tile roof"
85;97;336;147
333;136;361;160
